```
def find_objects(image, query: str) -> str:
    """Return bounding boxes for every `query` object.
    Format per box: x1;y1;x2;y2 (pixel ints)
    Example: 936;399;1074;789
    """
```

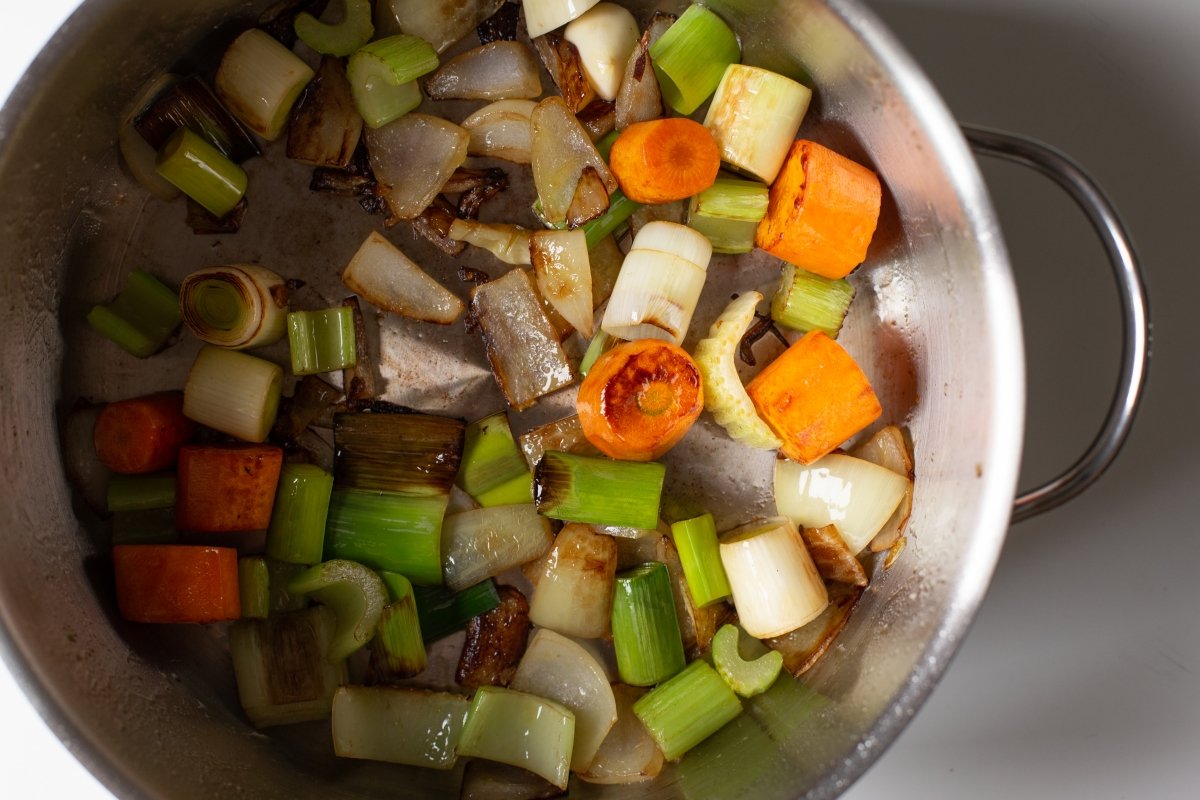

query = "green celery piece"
323;489;447;585
686;177;770;255
582;189;641;249
770;262;856;338
267;463;334;565
611;562;686;686
107;473;176;512
579;330;616;377
239;556;271;620
670;512;732;607
288;558;389;660
294;0;374;57
288;307;357;376
711;624;783;697
347;35;438;129
87;270;180;358
633;659;743;761
371;589;428;678
156;127;247;218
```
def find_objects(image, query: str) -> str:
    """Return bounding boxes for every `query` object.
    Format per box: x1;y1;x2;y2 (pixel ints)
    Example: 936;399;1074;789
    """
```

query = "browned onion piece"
287;56;363;168
657;536;735;659
518;415;599;471
578;99;617;141
449;219;532;265
852;425;915;554
579;684;664;784
589;234;622;309
375;0;504;53
526;269;576;342
341;230;466;324
274;374;342;441
366;113;469;221
531;96;617;226
532;32;596;113
186;197;246;234
766;581;863;677
799;524;868;587
455;585;531;689
565;165;611;229
447;167;510;219
410;197;466;256
424;41;542;101
340;296;382;407
461;99;536;164
527;523;617;639
614;22;667;131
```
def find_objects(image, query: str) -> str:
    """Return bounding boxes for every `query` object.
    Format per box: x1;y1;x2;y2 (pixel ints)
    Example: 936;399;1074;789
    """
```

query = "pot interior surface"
0;0;1023;797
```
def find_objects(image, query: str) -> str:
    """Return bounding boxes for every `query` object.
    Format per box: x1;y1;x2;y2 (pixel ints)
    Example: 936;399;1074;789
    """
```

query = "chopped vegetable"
118;74;182;200
686;176;769;255
456;686;576;790
461;99;537;164
94;391;194;475
851;425;915;553
580;188;641;248
613;14;672;132
287;306;357;375
611;561;686;686
376;0;505;53
530;228;594;337
564;3;640;101
449;219;532;265
800;523;868;586
266;463;334;565
455;584;533;689
669;512;732;608
294;0;374;56
288;558;388;661
155;127;247;218
371;591;428;680
346;34;437;127
323;490;448;585
518;414;601;471
703;64;812;184
527;522;617;639
578;684;664;784
332;686;469;768
532;31;596;113
424;41;542;100
179;264;288;349
113;544;240;623
648;4;740;115
286;56;363;168
456;412;533;507
86;269;180;358
132;74;260;165
106;473;176;513
441;504;554;591
340;296;381;405
530;96;618;226
182;346;282;443
755;139;882;280
711;624;784;697
524;0;601;38
215;28;315;141
633;659;742;760
771;263;856;338
341;230;465;324
534;451;664;530
238;556;271;619
365;113;469;220
765;580;863;677
412;579;501;643
175;443;283;533
609;117;720;204
579;329;617;377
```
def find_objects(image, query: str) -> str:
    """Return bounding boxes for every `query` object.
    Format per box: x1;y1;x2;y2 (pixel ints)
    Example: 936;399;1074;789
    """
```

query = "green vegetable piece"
534;451;665;530
649;5;741;115
686;177;769;255
155;127;247;218
239;556;271;620
107;473;176;512
770;262;856;338
294;0;375;57
711;624;784;697
323;489;447;585
288;558;389;660
611;561;686;686
86;270;180;358
370;572;427;678
633;659;743;761
347;35;438;128
581;189;641;249
287;307;357;376
410;580;501;643
456;686;576;790
670;512;732;607
456;412;533;507
266;463;334;565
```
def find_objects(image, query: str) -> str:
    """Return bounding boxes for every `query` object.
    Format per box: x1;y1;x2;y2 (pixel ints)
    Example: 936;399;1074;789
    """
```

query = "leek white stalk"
719;516;828;639
693;292;783;450
601;221;711;345
531;229;594;337
456;686;576;790
341;230;465;324
461;99;537;164
774;453;911;554
527;523;617;638
215;29;315;141
332;686;469;769
510;628;618;773
524;0;601;38
564;3;640;101
441;504;555;591
703;64;812;184
179;264;287;349
118;74;180;200
449;219;532;265
183;346;282;443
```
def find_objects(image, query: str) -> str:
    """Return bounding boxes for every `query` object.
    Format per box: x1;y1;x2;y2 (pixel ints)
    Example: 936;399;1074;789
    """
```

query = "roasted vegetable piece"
94;391;194;474
609;117;720;204
113;544;240;623
799;524;868;586
455;585;532;689
175;444;283;532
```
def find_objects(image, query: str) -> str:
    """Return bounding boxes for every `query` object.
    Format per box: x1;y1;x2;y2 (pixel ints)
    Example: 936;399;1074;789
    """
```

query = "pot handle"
962;124;1151;523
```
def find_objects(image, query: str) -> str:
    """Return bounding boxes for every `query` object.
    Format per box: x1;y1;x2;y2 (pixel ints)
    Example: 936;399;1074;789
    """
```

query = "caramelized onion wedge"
614;17;671;131
851;425;915;554
425;41;542;101
527;523;617;638
341;230;464;324
566;164;611;228
532;32;595;113
579;684;664;784
366;113;469;221
449;219;532;265
531;96;618;225
461;99;536;164
531;229;594;337
765;581;863;676
455;585;532;689
375;0;504;53
799;524;868;587
287;56;363;168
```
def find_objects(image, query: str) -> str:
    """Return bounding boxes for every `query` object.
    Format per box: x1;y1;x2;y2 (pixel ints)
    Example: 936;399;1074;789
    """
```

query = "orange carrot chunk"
577;338;704;461
755;140;882;280
176;444;283;532
608;118;721;205
746;330;881;464
113;544;240;623
93;391;196;474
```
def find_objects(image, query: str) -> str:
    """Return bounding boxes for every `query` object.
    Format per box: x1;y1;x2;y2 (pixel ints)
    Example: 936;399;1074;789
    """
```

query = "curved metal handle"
962;124;1151;523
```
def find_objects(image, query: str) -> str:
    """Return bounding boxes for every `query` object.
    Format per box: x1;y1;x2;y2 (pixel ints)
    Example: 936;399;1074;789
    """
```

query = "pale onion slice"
531;229;594;337
525;0;601;39
719;516;829;639
628;220;711;269
510;628;618;773
851;425;915;554
341;230;465;324
578;684;664;784
449;219;533;265
375;0;504;53
564;3;640;102
424;41;543;101
531;96;618;225
366;113;469;220
774;453;911;554
693;292;783;450
118;73;180;200
461;99;537;164
441;504;554;592
527;522;616;638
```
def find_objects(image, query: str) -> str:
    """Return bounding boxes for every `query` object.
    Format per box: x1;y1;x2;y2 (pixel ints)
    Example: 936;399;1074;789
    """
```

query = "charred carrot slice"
113;544;240;623
577;338;704;461
93;391;195;474
755;140;882;280
608;118;721;205
176;444;283;532
745;331;881;464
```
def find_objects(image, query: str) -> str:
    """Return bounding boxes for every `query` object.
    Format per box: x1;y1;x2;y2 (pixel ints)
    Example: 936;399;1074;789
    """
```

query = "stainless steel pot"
0;0;1148;798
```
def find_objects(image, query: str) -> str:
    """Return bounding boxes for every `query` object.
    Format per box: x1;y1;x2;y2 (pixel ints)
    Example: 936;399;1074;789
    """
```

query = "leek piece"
266;558;310;613
266;463;334;565
111;507;178;545
595;128;620;162
711;624;783;697
287;306;357;376
323;489;447;585
106;473;175;512
719;517;828;639
579;329;616;377
228;607;347;728
456;412;533;507
333;411;465;497
332;686;469;769
611;562;686;686
633;659;742;761
703;64;812;184
456;686;576;790
215;28;315;141
534;451;665;530
441;504;554;592
347;35;438;128
287;558;389;661
239;556;271;619
670;513;732;608
133;74;260;164
294;0;374;57
86;270;180;358
648;5;741;116
581;188;640;248
686;177;769;255
179;264;288;349
155;127;247;218
182;346;282;443
372;573;428;677
411;579;501;643
771;263;857;338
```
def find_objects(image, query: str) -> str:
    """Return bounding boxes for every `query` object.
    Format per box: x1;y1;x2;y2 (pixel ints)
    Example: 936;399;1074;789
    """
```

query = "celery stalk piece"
323;489;447;585
456;686;576;790
686;177;769;254
534;451;665;530
611;562;686;686
239;556;271;619
441;504;554;592
770;263;857;338
581;188;641;248
371;573;428;678
107;473;175;512
111;507;178;545
347;35;438;128
711;624;783;697
266;463;334;565
182;346;282;443
266;558;310;613
155;127;247;218
648;5;741;116
287;559;389;661
670;512;732;608
456;412;534;507
86;270;180;358
633;659;743;761
287;306;358;376
294;0;374;57
333;411;465;496
411;580;501;643
332;686;469;768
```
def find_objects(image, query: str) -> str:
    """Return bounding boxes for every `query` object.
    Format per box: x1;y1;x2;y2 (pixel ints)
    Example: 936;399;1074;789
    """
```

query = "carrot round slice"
608;118;721;205
577;338;704;461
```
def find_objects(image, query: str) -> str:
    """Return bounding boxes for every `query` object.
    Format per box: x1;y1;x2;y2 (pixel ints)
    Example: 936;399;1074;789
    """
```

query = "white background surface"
2;1;1197;798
